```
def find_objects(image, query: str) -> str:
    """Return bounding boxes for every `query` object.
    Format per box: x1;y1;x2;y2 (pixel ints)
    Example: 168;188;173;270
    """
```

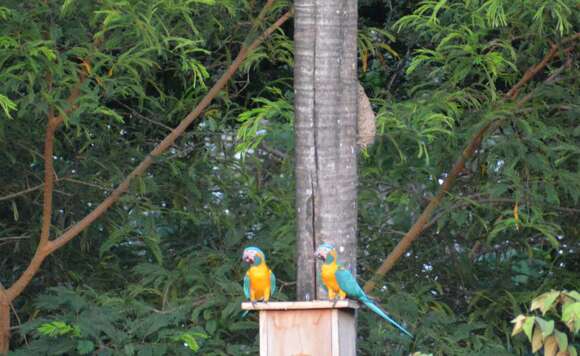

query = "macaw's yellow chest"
248;264;271;299
321;263;342;293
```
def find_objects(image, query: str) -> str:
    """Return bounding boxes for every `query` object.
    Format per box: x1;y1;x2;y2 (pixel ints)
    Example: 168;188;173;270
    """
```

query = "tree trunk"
0;299;9;355
295;0;358;300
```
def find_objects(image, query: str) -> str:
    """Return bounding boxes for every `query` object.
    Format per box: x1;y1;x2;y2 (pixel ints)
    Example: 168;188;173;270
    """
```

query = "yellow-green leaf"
523;316;535;341
532;326;543;352
544;336;558;356
564;291;580;302
11;200;18;221
511;314;526;336
532;291;560;314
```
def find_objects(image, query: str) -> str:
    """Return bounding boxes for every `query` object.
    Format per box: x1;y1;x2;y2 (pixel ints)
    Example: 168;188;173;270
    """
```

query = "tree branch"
259;142;287;161
113;100;173;132
62;177;109;191
38;72;87;248
506;33;578;100
364;33;579;293
0;236;30;242
38;121;58;248
4;8;293;302
0;184;45;202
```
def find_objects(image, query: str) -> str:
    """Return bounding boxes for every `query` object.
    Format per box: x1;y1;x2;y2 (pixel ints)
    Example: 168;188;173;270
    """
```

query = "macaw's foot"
263;299;269;304
332;296;340;308
251;300;257;308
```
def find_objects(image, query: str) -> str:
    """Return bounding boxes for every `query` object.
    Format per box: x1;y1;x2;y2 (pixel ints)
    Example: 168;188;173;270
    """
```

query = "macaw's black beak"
243;255;253;264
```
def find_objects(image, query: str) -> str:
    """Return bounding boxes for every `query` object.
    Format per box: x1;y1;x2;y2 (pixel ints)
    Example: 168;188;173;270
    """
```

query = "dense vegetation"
0;0;578;355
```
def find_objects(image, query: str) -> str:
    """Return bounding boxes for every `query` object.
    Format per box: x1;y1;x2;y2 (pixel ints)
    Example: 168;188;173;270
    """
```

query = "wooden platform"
241;300;358;356
241;299;359;310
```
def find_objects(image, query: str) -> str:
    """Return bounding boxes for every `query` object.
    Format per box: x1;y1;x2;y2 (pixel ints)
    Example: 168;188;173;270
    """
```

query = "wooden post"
294;0;359;301
242;300;358;356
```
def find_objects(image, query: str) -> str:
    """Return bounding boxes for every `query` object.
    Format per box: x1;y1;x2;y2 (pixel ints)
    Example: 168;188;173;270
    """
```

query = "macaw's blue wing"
243;272;251;300
270;270;276;296
241;272;251;318
335;268;366;299
335;268;413;338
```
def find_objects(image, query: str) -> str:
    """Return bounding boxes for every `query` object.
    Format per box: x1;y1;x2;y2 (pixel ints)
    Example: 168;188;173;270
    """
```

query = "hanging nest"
357;83;376;149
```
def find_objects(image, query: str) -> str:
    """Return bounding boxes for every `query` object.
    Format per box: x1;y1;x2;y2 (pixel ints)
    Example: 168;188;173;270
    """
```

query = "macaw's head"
315;242;336;263
242;246;265;266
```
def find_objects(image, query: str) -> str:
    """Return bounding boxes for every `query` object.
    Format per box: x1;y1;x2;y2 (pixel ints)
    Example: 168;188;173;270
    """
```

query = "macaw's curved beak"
243;254;254;264
314;250;326;261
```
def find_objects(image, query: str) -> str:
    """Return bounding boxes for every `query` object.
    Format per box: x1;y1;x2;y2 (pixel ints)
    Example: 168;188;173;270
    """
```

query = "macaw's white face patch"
242;247;262;264
315;243;334;260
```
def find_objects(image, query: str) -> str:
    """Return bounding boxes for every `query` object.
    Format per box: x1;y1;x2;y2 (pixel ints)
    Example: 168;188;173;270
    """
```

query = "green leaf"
60;0;76;16
143;234;163;265
206;319;217;335
535;317;554;338
523;316;535;342
564;291;580;301
76;340;95;355
562;302;579;322
38;321;80;337
554;330;568;351
94;107;125;123
0;94;16;119
172;331;207;352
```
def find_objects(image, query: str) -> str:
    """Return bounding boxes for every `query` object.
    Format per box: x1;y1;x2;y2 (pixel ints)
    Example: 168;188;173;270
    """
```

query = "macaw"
315;242;413;338
242;246;276;307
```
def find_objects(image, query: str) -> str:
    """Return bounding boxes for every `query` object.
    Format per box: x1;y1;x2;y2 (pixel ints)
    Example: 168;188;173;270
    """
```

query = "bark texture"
295;0;358;300
0;301;8;355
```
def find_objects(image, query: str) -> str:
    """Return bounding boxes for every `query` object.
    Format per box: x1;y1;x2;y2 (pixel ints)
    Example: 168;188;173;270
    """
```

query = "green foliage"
1;0;578;355
0;94;16;118
1;0;294;354
171;332;208;352
235;86;293;157
357;285;518;355
37;321;81;338
12;286;209;355
358;26;398;72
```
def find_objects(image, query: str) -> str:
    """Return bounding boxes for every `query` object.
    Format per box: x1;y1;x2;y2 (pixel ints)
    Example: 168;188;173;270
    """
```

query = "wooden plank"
265;309;332;356
259;310;268;356
331;309;340;356
338;309;356;356
241;300;359;311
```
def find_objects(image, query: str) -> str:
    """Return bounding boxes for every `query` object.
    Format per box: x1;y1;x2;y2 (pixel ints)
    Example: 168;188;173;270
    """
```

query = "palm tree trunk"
295;0;358;300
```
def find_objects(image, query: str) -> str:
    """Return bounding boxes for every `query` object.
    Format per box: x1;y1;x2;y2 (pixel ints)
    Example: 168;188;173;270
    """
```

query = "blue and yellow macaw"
315;242;413;338
242;246;276;307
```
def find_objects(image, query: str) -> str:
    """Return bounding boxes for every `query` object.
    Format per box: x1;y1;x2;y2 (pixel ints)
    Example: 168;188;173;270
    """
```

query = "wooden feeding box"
241;300;359;356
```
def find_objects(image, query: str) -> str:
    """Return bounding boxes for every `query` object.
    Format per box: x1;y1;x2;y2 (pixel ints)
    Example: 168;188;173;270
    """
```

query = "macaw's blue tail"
241;310;250;318
360;296;413;338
